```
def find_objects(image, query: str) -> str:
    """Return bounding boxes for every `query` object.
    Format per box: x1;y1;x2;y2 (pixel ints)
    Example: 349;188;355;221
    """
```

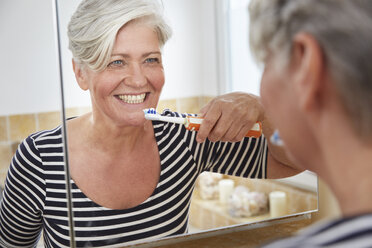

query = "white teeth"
118;93;146;104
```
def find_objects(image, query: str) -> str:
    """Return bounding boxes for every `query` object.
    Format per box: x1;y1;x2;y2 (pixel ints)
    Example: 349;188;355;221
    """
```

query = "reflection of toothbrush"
143;108;262;138
270;129;284;146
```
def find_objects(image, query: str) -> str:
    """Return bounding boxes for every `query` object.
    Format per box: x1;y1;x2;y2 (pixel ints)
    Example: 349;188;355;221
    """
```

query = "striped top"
262;214;372;248
0;110;267;248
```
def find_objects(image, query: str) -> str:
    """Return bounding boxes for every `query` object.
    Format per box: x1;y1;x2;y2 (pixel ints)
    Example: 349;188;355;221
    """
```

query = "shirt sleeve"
190;134;268;179
164;110;268;179
0;136;45;247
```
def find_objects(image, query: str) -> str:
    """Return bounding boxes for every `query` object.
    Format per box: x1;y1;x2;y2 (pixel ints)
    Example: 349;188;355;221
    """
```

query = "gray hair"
68;0;172;72
249;0;372;140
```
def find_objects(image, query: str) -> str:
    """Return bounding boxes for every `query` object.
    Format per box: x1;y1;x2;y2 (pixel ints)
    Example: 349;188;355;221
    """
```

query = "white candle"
218;179;234;205
269;191;287;218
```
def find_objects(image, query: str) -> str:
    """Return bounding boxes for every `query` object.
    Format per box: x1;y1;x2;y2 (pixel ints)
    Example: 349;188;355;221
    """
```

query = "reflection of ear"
72;59;89;91
291;32;326;113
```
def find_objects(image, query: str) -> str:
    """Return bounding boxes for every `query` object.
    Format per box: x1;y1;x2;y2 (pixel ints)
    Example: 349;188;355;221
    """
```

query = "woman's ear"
72;59;89;91
291;32;326;113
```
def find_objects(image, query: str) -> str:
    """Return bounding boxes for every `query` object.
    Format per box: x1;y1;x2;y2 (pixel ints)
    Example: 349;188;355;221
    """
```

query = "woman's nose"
125;63;147;87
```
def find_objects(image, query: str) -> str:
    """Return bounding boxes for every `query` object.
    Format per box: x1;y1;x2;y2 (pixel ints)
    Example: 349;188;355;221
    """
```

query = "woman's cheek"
149;69;165;90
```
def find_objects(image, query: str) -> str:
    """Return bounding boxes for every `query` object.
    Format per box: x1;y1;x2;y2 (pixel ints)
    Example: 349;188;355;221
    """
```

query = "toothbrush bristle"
270;130;284;146
144;108;157;115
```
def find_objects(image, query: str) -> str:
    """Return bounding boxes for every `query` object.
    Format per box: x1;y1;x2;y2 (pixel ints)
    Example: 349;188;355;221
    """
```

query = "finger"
234;123;255;142
207;111;234;142
222;113;257;142
198;101;212;117
217;116;243;142
196;104;221;143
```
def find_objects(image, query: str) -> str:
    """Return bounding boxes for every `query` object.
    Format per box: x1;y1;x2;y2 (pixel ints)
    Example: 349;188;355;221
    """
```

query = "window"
217;0;262;95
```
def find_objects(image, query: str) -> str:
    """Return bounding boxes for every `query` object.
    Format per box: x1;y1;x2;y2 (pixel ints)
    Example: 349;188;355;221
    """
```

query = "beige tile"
199;95;215;108
0;144;12;174
65;107;82;119
178;97;201;114
65;106;91;119
9;114;36;141
157;99;177;113
0;116;8;142
37;111;62;131
78;106;92;115
11;141;20;155
0;172;7;188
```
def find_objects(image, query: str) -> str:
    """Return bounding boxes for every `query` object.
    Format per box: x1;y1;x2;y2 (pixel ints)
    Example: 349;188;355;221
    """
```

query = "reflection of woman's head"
249;0;372;140
67;0;172;72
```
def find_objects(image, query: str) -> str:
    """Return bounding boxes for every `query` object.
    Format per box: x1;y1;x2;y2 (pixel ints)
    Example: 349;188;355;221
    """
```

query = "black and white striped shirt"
0;110;267;247
262;214;372;248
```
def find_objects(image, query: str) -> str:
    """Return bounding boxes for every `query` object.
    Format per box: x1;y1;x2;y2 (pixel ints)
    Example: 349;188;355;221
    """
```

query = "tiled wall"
0;96;214;187
0;107;90;186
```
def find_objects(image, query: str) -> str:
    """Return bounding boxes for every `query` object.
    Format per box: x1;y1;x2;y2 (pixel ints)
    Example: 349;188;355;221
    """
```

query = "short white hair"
68;0;172;71
249;0;372;140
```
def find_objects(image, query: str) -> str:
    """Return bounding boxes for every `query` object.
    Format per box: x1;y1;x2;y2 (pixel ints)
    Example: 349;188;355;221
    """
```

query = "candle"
269;191;287;218
218;179;234;205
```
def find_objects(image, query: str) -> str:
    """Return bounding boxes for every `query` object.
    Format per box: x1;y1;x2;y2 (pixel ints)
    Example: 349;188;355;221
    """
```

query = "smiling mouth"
116;93;147;104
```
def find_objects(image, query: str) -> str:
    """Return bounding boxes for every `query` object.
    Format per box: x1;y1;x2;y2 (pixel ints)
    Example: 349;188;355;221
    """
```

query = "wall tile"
199;96;214;108
37;111;62;131
178;97;201;114
0;117;8;142
157;99;177;113
0;144;12;175
11;141;20;155
78;106;92;115
0;172;7;188
9;114;36;141
65;107;82;119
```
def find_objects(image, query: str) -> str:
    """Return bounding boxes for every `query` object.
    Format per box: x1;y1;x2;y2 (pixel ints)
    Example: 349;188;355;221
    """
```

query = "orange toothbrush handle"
185;116;262;138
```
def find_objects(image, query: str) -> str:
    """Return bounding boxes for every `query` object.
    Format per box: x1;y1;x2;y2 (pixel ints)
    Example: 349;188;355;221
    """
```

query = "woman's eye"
145;58;160;64
108;60;124;67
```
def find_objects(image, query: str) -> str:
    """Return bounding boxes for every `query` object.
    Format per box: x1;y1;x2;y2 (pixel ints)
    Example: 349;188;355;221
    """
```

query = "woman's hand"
196;92;265;143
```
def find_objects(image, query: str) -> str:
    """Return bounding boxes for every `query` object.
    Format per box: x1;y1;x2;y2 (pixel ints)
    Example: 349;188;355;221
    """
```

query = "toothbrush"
143;108;262;138
270;129;284;146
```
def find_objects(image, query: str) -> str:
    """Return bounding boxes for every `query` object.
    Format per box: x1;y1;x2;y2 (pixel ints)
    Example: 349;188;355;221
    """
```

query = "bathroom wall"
0;0;60;116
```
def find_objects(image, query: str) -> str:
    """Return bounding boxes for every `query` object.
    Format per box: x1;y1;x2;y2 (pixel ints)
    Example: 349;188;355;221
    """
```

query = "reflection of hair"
249;0;372;140
68;0;172;72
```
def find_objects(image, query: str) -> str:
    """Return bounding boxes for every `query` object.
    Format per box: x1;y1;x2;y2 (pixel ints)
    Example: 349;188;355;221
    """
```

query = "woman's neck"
71;112;154;155
319;127;372;217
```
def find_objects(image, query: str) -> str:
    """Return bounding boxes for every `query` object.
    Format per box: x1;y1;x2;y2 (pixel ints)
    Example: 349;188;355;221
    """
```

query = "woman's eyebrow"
110;51;161;58
143;51;161;57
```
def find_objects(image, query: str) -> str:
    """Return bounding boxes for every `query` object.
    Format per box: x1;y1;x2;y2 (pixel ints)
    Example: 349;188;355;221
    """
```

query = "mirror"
57;0;318;246
0;0;318;247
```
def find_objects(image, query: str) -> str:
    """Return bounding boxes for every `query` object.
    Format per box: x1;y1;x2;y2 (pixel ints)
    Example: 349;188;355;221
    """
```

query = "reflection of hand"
196;92;264;143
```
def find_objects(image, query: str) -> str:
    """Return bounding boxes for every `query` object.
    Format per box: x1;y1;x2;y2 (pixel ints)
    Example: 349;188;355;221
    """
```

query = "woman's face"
82;21;165;126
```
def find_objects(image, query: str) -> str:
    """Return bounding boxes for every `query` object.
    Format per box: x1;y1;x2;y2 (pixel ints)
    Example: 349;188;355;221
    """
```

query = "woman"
0;0;298;247
249;0;372;247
